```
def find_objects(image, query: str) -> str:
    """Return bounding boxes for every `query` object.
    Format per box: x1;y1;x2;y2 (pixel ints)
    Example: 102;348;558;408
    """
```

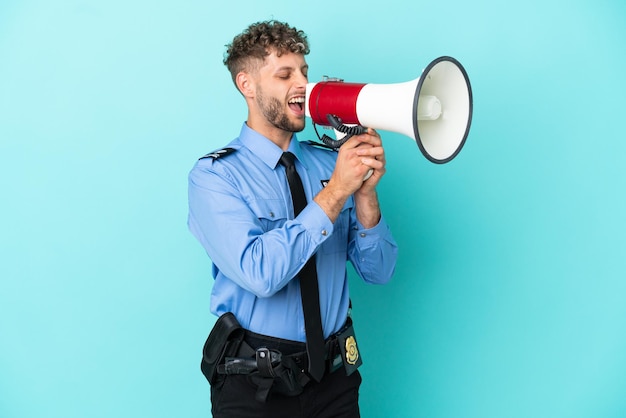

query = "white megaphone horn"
305;56;473;164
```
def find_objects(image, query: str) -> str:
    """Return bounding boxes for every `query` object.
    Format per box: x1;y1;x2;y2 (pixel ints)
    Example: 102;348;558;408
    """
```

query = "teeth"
288;97;305;104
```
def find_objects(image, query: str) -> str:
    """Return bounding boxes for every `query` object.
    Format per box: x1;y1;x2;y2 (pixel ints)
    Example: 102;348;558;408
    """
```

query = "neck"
246;117;293;151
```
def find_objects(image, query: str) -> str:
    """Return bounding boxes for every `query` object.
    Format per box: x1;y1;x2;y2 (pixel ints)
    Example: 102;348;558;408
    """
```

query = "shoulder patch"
199;147;237;161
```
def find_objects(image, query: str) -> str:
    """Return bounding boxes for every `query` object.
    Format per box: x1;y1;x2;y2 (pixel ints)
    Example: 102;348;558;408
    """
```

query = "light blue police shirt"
188;123;397;342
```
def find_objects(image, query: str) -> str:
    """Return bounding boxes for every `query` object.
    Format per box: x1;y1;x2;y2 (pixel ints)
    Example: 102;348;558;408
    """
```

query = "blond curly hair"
223;20;310;84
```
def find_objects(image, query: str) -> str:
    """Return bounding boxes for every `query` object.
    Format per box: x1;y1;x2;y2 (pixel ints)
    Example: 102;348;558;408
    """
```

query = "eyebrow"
275;64;309;73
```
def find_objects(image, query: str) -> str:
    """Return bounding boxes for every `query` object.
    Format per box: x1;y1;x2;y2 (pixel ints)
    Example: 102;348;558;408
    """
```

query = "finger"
356;128;381;141
360;156;385;170
363;128;381;140
364;127;379;137
356;146;385;159
338;135;368;150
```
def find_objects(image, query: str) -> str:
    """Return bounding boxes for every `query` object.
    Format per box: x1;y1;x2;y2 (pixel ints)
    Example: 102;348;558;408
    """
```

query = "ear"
235;71;255;98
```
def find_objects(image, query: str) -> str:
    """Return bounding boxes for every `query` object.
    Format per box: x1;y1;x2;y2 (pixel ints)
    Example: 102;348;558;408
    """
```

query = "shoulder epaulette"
303;140;338;151
199;147;237;161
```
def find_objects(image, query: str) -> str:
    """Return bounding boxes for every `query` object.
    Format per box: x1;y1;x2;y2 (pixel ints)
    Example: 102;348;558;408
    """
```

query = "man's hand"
314;128;386;226
352;128;385;228
353;128;386;191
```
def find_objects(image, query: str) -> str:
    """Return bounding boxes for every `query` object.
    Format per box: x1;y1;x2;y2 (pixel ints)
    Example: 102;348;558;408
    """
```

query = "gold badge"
345;336;359;365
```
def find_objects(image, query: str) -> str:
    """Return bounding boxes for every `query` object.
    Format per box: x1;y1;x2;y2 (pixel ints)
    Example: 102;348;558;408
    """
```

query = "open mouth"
288;96;305;114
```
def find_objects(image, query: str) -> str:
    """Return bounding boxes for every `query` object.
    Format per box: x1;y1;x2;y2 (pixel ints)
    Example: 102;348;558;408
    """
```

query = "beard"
256;89;305;133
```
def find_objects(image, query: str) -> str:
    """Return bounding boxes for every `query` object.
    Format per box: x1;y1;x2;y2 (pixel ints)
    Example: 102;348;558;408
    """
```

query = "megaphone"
305;56;473;164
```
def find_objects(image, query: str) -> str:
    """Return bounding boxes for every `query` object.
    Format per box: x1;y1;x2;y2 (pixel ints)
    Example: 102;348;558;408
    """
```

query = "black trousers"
211;368;362;418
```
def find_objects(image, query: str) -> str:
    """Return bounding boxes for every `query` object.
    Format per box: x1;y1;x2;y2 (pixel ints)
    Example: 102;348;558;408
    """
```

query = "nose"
295;71;308;87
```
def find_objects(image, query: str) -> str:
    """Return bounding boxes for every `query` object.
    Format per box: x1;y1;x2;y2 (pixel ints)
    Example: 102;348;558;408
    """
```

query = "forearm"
313;162;378;225
313;181;350;224
354;188;381;229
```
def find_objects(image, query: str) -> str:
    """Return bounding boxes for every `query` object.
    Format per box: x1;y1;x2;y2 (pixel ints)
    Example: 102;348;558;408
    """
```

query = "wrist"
314;182;350;224
354;188;380;229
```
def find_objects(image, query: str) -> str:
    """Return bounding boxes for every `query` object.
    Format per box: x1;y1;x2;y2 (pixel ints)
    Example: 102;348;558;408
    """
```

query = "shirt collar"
238;122;308;170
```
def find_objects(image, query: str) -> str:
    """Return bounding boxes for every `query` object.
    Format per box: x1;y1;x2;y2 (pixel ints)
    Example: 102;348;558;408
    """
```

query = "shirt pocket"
248;198;288;232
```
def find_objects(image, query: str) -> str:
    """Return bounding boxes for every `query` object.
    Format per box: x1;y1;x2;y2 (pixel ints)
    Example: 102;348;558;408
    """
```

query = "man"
188;20;397;417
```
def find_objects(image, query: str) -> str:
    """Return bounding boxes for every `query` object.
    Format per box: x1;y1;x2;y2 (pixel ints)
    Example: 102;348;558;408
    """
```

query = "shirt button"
360;233;366;238
321;229;328;236
269;211;275;218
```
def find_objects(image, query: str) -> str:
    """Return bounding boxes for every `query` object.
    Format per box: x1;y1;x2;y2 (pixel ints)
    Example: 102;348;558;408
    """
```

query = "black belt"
221;325;344;376
243;329;343;375
215;319;357;402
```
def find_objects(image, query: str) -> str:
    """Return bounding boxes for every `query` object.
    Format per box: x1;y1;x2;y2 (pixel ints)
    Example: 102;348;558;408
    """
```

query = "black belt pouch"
201;312;244;386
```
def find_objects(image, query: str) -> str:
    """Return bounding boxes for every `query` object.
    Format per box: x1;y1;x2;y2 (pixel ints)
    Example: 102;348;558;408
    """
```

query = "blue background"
1;1;625;417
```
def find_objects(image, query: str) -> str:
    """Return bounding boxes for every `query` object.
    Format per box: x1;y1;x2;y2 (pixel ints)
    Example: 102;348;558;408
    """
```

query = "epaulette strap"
199;147;237;160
